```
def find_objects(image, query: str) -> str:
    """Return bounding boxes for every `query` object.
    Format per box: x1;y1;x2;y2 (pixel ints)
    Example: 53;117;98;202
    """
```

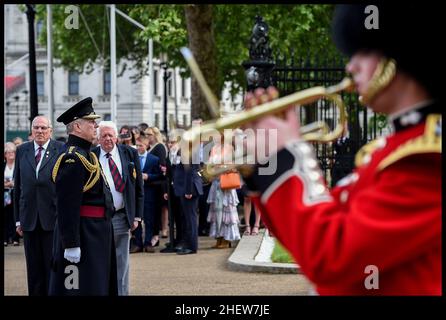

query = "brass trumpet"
180;47;355;180
200;80;353;180
183;78;353;144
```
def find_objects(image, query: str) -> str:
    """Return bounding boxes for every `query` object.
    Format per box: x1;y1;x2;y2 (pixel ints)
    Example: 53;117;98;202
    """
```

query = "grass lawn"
271;240;295;264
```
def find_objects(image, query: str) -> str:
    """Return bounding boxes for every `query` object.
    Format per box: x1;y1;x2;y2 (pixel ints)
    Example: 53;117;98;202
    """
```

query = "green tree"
35;4;339;120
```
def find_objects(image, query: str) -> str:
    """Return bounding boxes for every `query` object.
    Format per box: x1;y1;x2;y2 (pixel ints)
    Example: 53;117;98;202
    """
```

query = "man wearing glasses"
13;115;64;295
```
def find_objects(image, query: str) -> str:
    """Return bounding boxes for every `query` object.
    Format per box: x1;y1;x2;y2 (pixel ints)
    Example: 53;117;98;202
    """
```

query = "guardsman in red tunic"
244;5;441;295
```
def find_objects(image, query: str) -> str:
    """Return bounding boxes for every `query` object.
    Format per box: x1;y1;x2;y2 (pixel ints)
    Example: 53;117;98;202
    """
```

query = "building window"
103;113;111;121
68;71;79;95
103;71;111;95
182;114;188;126
167;72;173;97
169;114;175;128
181;77;186;98
153;69;158;96
154;113;160;128
36;71;44;96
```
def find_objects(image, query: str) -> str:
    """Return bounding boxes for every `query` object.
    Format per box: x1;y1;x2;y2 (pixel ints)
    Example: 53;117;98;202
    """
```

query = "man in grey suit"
14;115;64;295
93;121;144;295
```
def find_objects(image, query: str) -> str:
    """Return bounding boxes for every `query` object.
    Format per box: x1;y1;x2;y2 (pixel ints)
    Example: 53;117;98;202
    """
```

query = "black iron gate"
271;53;383;187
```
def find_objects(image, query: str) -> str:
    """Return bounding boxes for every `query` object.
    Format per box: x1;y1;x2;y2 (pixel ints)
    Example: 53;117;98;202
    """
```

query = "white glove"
64;247;81;263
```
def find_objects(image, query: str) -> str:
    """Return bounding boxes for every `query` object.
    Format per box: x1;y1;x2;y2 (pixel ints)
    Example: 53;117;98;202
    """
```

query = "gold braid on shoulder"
75;152;101;192
52;150;101;192
52;153;65;183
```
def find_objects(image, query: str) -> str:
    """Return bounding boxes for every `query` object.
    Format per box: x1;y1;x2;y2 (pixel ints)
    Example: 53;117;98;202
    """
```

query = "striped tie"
106;153;124;193
35;146;43;164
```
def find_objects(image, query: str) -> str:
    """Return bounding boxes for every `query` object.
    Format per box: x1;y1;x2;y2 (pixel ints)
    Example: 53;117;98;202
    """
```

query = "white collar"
34;139;50;151
388;99;434;123
100;144;119;158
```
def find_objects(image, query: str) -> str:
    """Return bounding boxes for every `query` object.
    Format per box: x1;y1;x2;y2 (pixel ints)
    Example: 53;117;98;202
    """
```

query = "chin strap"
359;58;396;105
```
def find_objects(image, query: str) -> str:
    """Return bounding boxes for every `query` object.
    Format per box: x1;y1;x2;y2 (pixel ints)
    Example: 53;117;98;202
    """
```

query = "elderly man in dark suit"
93;121;144;295
13;115;64;295
173;146;203;255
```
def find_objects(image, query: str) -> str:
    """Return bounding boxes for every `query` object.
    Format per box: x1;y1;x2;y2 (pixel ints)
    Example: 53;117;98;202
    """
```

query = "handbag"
219;172;241;190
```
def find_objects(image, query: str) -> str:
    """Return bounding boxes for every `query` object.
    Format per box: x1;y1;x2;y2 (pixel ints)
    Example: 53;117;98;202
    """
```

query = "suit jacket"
141;152;163;203
173;158;203;197
93;144;144;227
148;143;167;189
13;139;64;231
148;143;167;166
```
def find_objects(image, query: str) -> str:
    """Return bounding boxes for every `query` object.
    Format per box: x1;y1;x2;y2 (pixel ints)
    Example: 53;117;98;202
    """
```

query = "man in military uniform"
244;5;441;295
48;97;117;295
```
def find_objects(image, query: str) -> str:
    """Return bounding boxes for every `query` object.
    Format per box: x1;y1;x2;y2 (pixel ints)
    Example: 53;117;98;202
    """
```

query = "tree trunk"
184;4;219;121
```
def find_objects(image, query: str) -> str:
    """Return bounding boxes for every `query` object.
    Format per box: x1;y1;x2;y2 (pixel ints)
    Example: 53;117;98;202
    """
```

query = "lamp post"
160;62;171;135
242;16;275;93
159;59;176;253
242;16;275;227
5;101;10;136
25;4;38;129
14;95;20;129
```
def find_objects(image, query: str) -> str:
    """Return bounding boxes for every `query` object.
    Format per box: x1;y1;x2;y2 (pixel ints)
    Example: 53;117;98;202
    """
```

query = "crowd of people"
5;4;440;296
4;111;262;296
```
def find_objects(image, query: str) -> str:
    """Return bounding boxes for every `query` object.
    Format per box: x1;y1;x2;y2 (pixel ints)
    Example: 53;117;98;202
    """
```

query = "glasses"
82;119;97;125
32;126;50;130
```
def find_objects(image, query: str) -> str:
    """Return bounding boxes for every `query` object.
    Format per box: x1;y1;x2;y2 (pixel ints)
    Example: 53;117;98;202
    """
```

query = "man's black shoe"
175;245;185;252
144;245;156;253
160;246;177;253
130;245;143;253
176;248;196;255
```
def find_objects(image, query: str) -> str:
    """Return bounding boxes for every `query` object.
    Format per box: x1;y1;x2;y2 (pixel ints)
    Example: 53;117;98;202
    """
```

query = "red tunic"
249;113;441;295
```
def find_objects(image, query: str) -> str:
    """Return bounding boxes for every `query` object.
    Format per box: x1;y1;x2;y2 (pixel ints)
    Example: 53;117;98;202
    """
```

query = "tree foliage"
35;4;340;118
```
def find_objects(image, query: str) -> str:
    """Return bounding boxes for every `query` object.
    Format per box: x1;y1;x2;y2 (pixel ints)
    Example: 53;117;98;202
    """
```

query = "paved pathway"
4;235;311;295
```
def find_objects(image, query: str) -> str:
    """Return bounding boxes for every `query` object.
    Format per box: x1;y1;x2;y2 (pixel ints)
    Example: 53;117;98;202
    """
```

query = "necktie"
139;155;145;169
106;153;124;193
35;146;43;165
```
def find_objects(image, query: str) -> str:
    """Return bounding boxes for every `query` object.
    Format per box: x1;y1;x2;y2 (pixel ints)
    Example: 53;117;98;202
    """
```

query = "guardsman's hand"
64;247;81;263
243;87;301;161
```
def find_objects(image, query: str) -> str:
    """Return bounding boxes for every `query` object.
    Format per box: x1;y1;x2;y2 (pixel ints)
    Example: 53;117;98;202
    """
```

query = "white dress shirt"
34;140;50;179
99;145;124;211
